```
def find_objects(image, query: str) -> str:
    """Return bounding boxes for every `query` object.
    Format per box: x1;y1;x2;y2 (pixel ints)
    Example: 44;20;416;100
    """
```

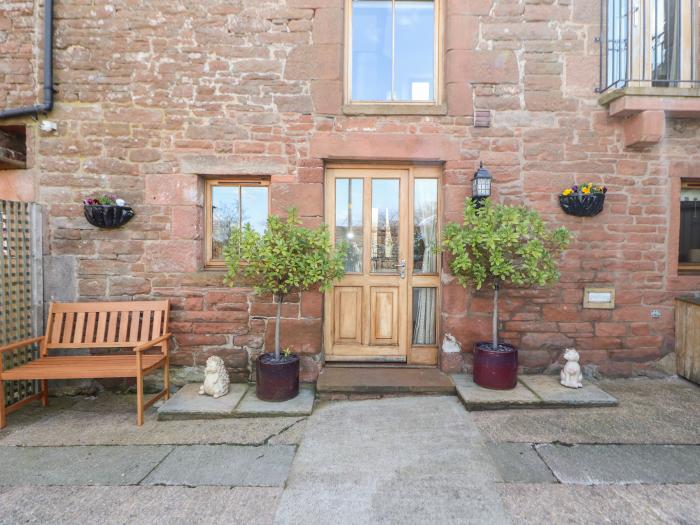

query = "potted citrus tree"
224;209;345;401
441;199;570;389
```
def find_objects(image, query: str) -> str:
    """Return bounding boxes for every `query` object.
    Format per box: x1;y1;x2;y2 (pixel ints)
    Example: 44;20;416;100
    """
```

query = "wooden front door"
324;165;441;365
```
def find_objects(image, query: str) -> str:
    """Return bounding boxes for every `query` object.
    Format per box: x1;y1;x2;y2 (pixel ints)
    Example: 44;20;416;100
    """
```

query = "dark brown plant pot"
473;342;518;390
256;352;300;402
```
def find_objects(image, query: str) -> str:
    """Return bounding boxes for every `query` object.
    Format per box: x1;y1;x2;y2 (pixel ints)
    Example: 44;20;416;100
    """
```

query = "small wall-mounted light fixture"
39;120;58;133
472;161;491;207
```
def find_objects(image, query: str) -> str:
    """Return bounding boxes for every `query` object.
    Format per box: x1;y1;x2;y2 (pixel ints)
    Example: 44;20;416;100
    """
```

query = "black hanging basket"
559;193;605;217
83;205;134;228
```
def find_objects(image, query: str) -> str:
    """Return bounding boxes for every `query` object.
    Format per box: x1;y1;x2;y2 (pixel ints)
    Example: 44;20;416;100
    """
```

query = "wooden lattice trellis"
1;200;43;408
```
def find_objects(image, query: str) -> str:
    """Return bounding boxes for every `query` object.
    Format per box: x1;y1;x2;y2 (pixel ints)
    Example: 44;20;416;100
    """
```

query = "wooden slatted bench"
0;300;171;428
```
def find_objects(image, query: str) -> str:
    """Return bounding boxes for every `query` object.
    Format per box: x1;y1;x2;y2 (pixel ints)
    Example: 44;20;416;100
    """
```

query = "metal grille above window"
599;0;698;92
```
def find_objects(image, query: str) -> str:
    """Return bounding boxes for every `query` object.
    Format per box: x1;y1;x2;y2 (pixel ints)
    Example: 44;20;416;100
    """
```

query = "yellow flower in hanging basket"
581;186;591;194
562;188;573;196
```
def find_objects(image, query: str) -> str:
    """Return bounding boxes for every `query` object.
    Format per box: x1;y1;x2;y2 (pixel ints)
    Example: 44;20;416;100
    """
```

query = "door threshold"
324;362;436;369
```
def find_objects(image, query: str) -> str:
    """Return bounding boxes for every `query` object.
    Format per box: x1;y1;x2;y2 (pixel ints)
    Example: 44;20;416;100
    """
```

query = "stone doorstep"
315;367;456;395
454;374;618;411
157;383;315;421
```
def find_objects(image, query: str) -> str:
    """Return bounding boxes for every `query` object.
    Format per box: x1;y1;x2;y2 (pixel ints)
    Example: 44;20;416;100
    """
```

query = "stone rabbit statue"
560;348;583;388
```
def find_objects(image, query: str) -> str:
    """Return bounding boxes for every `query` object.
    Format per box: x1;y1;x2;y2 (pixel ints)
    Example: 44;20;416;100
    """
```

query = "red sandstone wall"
1;0;699;381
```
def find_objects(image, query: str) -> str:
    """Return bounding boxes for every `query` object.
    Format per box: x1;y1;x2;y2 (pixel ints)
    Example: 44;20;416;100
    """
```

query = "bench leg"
41;380;48;407
163;356;170;400
136;370;144;427
0;380;6;430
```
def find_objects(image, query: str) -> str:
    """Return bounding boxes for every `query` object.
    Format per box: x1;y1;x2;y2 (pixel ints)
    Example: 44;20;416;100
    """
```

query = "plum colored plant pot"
473;342;518;390
84;205;134;228
256;352;300;401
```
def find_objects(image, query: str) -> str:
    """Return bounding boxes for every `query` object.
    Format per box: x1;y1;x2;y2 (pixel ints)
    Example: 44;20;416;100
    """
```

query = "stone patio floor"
0;377;698;524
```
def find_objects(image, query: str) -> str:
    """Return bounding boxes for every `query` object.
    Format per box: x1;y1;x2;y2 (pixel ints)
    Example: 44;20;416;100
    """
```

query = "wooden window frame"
343;0;445;115
678;178;700;274
627;0;696;88
204;176;270;269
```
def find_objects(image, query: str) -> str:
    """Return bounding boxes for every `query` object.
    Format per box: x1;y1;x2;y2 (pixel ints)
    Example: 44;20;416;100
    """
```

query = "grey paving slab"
453;374;541;409
519;375;618;407
0;399;304;447
274;396;510;525
537;444;700;484
498;483;700;525
486;443;557;483
0;445;172;486
0;486;281;525
142;444;296;487
157;383;247;420
235;384;315;417
472;378;700;444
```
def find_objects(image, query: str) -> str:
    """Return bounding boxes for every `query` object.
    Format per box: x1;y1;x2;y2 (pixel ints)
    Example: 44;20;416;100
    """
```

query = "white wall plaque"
583;287;615;309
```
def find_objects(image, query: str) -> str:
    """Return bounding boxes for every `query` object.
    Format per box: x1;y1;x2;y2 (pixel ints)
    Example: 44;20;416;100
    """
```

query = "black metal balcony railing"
599;0;698;93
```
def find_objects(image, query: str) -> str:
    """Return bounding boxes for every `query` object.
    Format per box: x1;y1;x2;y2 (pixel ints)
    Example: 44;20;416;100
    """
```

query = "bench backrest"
45;300;170;352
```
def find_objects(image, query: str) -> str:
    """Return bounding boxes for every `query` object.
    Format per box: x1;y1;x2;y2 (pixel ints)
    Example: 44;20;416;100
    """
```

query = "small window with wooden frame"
204;177;270;268
679;179;700;274
343;0;445;115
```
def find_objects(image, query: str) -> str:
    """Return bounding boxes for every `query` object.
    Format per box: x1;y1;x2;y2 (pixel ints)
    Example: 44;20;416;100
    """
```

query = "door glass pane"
412;287;436;345
651;0;682;86
413;179;438;274
395;0;435;101
351;0;392;101
371;179;400;273
336;179;364;272
241;186;268;233
212;186;240;260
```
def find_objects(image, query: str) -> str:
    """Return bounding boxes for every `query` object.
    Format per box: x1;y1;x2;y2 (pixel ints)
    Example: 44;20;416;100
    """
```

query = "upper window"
679;180;700;273
204;177;269;267
347;0;437;104
600;0;697;92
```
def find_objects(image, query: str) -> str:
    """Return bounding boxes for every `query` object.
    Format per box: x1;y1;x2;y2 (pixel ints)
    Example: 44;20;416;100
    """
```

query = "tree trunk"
492;282;499;350
274;294;282;361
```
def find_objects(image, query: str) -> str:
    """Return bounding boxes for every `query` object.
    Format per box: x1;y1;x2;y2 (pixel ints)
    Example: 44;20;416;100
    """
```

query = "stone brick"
312;8;343;45
109;276;151;296
446;49;519;84
171;206;203;240
285;44;341;80
264;318;323;355
446;15;479;51
447;82;474;117
311;80;342;114
145;174;199;205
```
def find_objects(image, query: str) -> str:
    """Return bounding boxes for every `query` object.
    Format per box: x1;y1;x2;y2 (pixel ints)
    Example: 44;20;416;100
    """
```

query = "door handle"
394;259;406;279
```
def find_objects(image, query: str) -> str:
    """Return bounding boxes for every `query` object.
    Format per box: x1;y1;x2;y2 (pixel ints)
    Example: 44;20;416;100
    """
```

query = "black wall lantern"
472;161;491;207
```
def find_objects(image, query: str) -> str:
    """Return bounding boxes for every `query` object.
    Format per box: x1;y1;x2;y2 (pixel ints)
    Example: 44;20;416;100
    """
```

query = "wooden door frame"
323;162;443;366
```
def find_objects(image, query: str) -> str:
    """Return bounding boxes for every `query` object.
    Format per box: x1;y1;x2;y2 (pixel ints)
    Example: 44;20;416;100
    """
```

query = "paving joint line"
262;417;306;446
134;445;176;486
532;443;562;484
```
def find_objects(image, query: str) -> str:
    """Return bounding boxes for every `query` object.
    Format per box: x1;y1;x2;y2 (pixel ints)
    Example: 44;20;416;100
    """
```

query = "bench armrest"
133;333;172;354
0;336;44;354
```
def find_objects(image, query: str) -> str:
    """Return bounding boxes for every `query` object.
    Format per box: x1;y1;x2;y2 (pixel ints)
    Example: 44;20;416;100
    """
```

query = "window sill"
599;87;700;148
678;263;700;276
342;103;447;116
599;87;700;117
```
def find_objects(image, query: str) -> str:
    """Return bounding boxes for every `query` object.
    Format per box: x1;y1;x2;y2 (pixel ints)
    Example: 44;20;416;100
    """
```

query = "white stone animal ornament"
560;348;583;389
442;333;462;354
198;356;230;398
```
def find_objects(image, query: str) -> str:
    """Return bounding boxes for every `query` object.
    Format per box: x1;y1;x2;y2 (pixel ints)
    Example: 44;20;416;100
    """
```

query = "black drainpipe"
0;0;54;119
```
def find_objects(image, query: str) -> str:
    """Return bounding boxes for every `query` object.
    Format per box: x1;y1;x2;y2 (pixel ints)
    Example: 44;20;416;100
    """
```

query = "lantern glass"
472;174;491;198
